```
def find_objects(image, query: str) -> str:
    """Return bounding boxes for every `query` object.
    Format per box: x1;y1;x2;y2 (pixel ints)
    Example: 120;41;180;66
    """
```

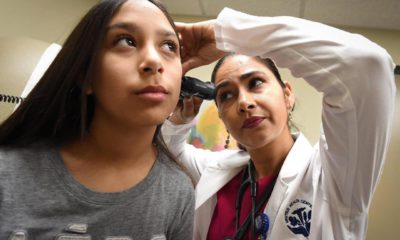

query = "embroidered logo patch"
284;199;312;237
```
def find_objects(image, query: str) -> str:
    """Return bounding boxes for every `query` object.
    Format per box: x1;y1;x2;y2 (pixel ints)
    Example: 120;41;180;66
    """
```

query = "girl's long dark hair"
0;0;191;181
0;0;126;146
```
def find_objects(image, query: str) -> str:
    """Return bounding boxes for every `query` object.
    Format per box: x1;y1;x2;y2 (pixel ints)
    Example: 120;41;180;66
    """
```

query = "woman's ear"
283;81;295;110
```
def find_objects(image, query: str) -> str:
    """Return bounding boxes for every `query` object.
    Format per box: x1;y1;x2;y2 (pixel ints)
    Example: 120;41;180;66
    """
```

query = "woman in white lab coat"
162;7;396;240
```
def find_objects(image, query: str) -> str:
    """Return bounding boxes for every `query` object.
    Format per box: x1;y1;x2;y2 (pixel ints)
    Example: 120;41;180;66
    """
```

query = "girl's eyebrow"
107;22;138;32
106;22;177;38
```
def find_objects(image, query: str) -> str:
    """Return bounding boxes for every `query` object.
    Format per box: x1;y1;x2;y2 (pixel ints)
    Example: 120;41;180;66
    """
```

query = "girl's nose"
139;45;164;75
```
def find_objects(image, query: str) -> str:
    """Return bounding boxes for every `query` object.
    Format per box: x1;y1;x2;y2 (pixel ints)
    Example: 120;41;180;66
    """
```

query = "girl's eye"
249;78;263;89
161;41;178;53
115;36;136;48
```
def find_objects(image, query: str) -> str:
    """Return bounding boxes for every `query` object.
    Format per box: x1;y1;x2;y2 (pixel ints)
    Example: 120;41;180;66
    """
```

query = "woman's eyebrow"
239;71;266;81
215;80;230;93
215;70;268;94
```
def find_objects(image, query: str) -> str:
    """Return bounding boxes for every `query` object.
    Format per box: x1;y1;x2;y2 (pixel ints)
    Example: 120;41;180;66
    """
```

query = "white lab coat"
162;8;396;240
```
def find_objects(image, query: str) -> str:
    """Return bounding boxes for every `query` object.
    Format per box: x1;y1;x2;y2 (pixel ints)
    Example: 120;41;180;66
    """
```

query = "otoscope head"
180;76;216;100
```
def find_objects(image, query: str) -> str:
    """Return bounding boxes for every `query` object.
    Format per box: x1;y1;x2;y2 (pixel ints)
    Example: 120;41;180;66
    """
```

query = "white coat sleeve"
162;120;246;184
214;8;396;212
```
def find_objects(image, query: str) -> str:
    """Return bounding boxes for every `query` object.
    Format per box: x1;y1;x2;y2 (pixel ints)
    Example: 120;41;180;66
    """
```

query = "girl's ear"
84;83;93;95
283;81;295;110
80;74;93;95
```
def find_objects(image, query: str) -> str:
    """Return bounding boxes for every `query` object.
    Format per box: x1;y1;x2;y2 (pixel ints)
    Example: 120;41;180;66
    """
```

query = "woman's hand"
176;20;227;74
169;96;203;125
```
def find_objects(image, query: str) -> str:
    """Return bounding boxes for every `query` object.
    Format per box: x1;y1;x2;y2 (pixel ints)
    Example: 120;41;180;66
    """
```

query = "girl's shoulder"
157;151;194;189
0;142;56;170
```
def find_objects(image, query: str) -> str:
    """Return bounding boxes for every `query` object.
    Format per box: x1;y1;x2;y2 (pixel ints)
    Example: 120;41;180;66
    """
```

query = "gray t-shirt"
0;144;194;240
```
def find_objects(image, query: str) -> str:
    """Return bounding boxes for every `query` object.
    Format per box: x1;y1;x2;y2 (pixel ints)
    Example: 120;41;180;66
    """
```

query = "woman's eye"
249;78;263;89
115;36;136;47
218;91;233;103
161;41;178;53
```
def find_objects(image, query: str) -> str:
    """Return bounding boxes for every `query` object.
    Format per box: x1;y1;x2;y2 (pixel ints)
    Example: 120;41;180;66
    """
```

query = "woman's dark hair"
211;53;297;150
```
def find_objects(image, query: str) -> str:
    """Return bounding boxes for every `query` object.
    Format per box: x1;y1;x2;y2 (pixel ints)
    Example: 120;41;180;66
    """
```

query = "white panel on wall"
304;0;400;30
164;0;400;31
162;0;204;16
200;0;302;17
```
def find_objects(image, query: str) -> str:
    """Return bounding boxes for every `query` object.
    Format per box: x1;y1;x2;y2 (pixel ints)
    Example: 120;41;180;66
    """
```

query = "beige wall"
0;1;399;239
0;0;98;45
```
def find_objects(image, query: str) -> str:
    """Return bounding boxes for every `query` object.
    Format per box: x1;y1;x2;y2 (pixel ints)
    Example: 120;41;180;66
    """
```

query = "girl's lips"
137;85;168;94
136;85;169;102
242;116;265;129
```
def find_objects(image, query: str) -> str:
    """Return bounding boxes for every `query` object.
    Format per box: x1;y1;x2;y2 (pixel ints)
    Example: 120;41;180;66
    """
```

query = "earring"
287;107;294;132
224;130;230;149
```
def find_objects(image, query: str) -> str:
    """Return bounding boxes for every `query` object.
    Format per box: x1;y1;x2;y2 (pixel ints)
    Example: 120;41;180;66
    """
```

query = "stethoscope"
225;160;276;240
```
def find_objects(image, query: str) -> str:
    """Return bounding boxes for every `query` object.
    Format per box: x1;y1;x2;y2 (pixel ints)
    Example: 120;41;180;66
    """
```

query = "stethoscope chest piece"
255;213;269;240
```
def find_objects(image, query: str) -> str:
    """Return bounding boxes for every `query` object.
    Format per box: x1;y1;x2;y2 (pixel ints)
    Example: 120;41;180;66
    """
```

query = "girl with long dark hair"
0;1;194;239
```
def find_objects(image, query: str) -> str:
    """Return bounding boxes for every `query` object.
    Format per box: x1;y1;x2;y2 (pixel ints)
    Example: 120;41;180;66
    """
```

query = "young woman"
0;0;194;239
163;8;396;240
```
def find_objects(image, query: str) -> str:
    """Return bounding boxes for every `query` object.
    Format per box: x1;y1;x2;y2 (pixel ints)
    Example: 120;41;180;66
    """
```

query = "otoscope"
180;76;216;100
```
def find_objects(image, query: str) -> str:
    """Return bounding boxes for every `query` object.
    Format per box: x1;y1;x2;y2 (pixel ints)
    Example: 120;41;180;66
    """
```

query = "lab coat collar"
195;150;249;209
265;133;313;228
278;133;313;183
195;133;313;209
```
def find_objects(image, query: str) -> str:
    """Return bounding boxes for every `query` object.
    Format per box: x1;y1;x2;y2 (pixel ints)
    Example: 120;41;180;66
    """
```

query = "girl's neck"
79;116;158;164
60;123;158;192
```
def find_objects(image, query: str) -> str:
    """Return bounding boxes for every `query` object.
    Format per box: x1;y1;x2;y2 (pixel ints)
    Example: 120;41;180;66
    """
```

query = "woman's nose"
237;91;255;113
139;45;164;75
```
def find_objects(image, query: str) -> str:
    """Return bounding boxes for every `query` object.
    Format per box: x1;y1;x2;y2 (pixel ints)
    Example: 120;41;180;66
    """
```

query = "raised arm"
164;8;396;205
214;8;396;211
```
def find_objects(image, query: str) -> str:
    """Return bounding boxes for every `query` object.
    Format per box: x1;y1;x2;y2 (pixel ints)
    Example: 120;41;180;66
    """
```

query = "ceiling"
162;0;400;31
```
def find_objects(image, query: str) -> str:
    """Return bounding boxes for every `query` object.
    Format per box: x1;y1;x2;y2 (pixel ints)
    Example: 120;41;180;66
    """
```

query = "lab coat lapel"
194;151;249;239
265;133;313;232
195;150;249;208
